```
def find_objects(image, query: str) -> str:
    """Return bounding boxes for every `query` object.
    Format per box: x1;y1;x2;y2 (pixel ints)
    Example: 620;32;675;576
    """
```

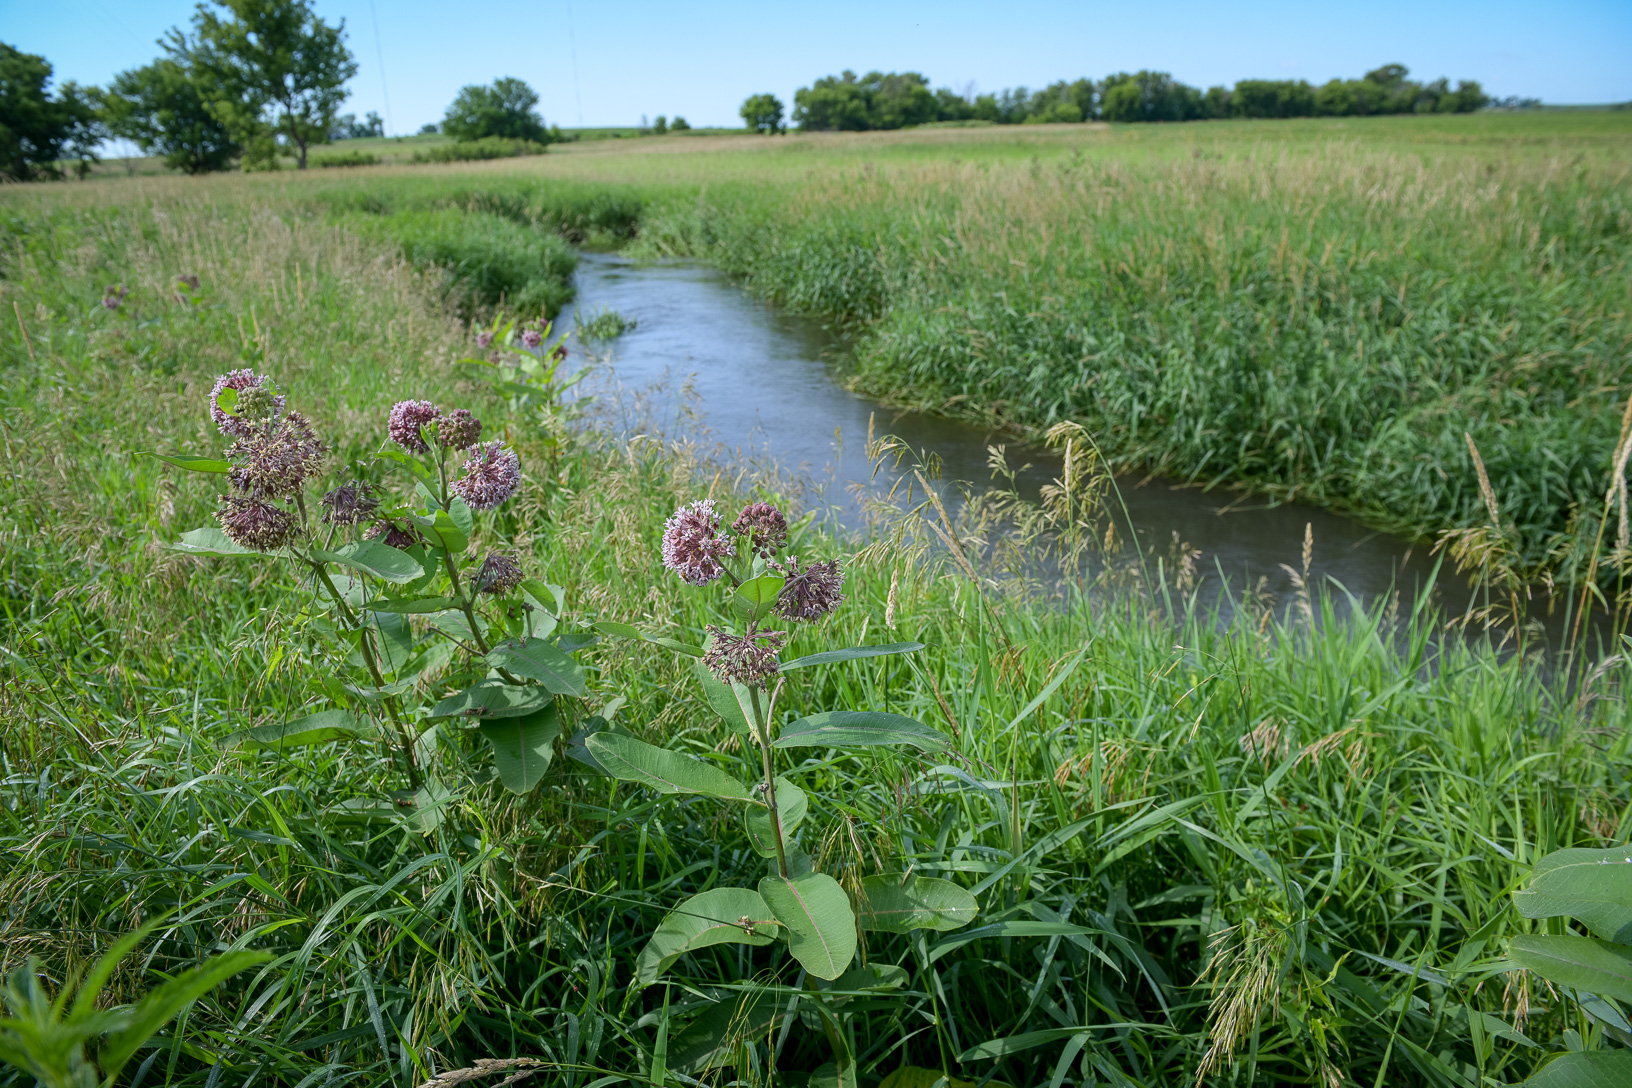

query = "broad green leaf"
745;777;807;857
366;596;456;614
694;662;750;733
404;779;453;833
431;679;552;721
584;732;752;800
780;642;927;671
758;870;856;980
634;887;781;986
98;950;272;1079
372;612;415;674
731;573;785;622
775;711;948;753
310;541;423;584
447;495;474;535
1524;1050;1632;1088
231;709;373;751
148;452;230;473
1509;934;1632;1003
407;508;468;553
426;608;483;644
651;637;704;658
831;963;909;993
592;620;643;639
170;526;257;556
488;637;588;696
478;703;560;793
1516;847;1632;943
214;385;239;415
858;874;978;933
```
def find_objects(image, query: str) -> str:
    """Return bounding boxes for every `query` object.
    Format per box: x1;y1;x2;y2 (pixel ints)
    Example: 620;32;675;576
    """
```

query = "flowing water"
561;252;1484;620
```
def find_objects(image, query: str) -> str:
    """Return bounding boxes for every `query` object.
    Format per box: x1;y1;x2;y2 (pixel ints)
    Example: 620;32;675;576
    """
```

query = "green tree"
441;77;550;143
0;43;100;180
105;36;240;175
189;0;357;170
651;114;667;134
739;92;784;134
670;115;690;131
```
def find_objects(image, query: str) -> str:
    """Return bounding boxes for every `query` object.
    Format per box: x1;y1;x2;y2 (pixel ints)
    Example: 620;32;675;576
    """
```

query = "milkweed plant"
588;497;981;1082
154;366;588;819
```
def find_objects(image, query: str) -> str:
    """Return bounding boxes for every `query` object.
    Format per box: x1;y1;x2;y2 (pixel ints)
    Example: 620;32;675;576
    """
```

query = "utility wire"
564;0;584;125
367;0;394;135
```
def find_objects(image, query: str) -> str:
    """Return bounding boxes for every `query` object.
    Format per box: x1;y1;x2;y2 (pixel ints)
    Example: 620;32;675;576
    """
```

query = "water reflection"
561;252;1482;620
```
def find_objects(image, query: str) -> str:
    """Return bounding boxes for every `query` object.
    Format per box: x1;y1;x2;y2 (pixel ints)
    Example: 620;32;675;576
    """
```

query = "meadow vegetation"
2;114;1631;1086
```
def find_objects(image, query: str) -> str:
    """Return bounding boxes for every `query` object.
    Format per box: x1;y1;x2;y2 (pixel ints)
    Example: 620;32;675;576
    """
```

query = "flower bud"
732;501;789;558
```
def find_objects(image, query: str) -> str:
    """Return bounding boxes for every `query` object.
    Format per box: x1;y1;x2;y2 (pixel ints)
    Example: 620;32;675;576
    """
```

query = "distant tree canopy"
0;43;102;180
442;77;554;144
332;111;383;139
790;63;1493;131
105;41;240;175
740;93;785;134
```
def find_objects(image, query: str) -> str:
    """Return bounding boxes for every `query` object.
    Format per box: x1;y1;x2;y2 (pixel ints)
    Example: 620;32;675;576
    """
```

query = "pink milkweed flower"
662;499;736;586
520;329;543;350
476;330;493;348
388;400;441;453
450;441;521;510
475;551;525;595
217;493;299;551
437;408;482;450
773;555;845;622
227;411;326;498
702;625;785;687
209;370;285;438
732;501;789;558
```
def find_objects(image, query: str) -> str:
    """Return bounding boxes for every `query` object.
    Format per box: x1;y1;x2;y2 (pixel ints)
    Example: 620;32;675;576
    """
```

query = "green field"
3;113;1631;1087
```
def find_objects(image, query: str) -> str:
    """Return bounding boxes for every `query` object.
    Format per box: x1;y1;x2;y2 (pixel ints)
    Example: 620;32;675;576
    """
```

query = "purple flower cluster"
368;520;424;550
476;330;493;349
217;493;299;551
387;400;441;453
520;329;543;350
450;441;521;510
102;284;127;310
475;551;525;595
210;370;285;438
773;556;845;622
661;500;737;586
227;411;326;499
320;480;380;527
387;400;483;453
732;501;789;558
703;625;785;687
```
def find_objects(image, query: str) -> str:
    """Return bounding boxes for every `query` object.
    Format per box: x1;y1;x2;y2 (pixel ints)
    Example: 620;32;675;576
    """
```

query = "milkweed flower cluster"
102;284;128;310
388;399;487;455
520;329;543;350
450;441;522;510
662;500;736;586
475;551;524;595
661;497;845;687
476;330;493;349
320;480;380;527
206;369;326;551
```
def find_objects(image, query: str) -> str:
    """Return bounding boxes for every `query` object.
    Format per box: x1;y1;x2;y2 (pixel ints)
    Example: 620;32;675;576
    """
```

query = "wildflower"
173;274;200;302
101;284;128;310
732;501;788;558
774;556;844;622
388;399;441;453
703;625;785;687
319;480;380;526
450;441;521;510
437;408;482;450
217;493;299;551
227;411;326;498
551;344;568;361
476;330;493;348
662;499;736;586
520;329;543;350
210;369;285;438
475;551;525;595
367;519;424;550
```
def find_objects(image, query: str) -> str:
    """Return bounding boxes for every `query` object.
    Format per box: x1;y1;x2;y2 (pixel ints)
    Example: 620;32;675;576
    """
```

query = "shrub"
312;148;379;168
411;137;548;163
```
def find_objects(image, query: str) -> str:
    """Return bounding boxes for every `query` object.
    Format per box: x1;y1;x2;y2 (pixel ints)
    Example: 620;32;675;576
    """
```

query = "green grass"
2;152;1631;1087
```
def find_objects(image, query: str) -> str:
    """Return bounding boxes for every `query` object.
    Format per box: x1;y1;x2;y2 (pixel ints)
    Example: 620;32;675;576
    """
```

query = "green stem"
803;974;855;1088
305;555;423;790
748;685;789;880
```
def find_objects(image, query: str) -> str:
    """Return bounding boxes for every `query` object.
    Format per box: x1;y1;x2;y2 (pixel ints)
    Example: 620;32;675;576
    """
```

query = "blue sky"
4;0;1628;133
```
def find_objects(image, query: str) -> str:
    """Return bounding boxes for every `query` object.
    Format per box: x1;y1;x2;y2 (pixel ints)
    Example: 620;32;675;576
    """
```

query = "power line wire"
367;0;394;135
564;0;584;125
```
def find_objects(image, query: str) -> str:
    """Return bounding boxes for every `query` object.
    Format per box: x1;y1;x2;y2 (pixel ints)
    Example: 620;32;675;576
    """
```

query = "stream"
560;252;1483;623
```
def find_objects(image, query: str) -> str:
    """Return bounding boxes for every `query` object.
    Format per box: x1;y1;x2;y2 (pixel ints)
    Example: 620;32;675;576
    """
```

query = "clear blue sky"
4;0;1628;134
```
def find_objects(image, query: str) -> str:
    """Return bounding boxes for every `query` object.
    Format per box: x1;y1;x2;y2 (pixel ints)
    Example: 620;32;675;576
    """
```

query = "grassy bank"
2;153;1631;1085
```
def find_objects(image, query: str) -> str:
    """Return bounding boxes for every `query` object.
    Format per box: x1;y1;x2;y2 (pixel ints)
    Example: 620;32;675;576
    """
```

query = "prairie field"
2;113;1632;1087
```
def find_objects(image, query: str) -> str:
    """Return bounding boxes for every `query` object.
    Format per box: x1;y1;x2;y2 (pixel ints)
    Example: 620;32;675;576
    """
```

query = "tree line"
740;63;1497;134
0;0;564;180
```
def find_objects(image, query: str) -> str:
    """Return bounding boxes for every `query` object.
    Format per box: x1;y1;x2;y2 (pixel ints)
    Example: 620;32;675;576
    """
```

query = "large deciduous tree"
0;43;102;180
190;0;356;169
105;32;240;175
739;93;784;134
441;78;550;143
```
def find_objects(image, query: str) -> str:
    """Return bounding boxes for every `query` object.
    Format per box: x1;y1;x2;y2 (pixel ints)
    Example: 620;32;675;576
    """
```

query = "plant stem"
749;684;789;879
305;555;423;790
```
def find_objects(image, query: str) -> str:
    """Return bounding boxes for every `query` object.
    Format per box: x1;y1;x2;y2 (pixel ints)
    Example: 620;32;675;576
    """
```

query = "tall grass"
2;168;1630;1086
